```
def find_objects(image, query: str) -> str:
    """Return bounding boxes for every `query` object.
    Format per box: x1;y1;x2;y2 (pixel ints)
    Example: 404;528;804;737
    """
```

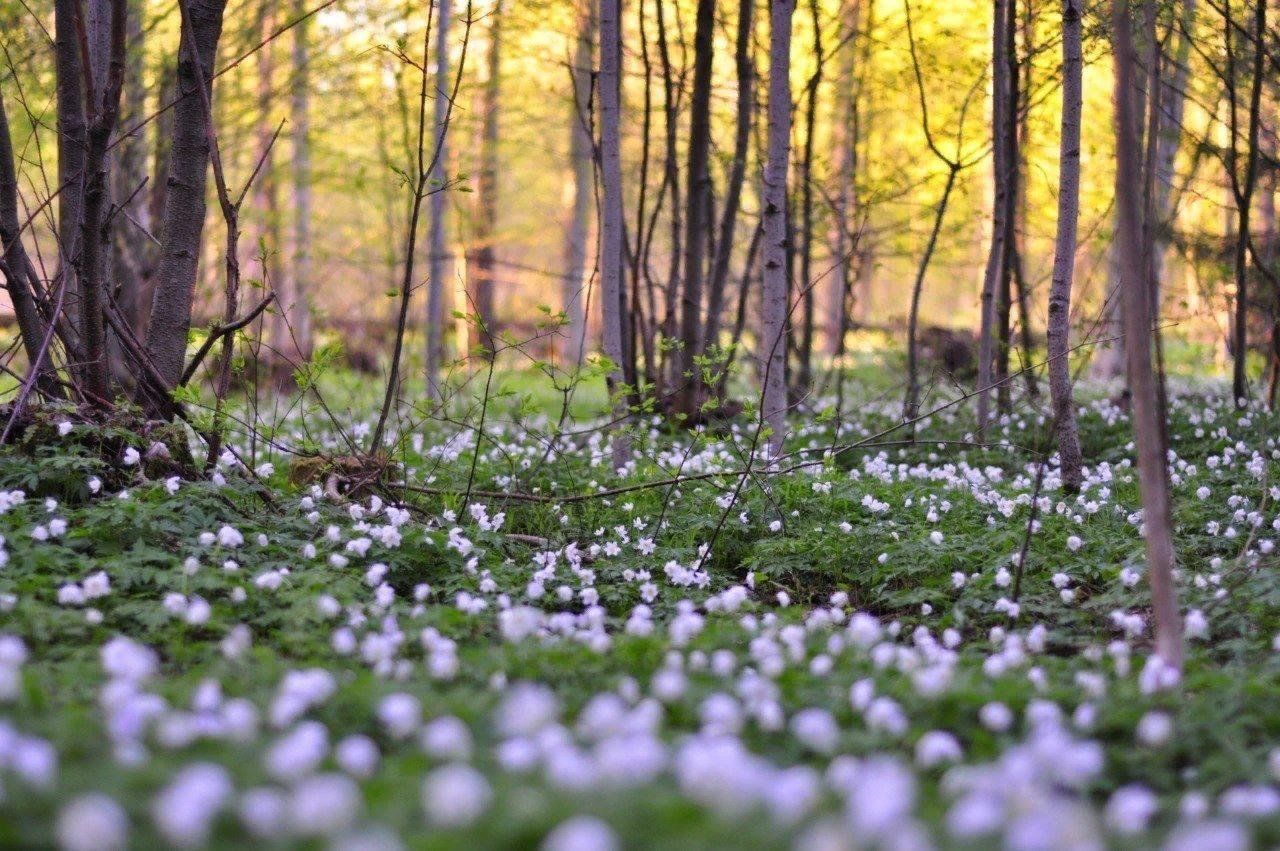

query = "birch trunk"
426;0;452;396
703;0;755;365
560;0;593;369
286;0;314;370
675;0;716;417
468;0;503;360
761;0;795;457
1048;0;1084;492
1113;0;1183;668
599;0;631;469
976;0;1011;438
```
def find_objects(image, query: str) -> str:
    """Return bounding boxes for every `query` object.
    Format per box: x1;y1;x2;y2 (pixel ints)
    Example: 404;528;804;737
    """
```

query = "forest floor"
0;361;1277;850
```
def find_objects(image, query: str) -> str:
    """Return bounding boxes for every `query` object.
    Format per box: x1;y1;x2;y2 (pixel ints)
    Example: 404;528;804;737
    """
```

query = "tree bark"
560;0;593;369
55;0;88;359
702;0;755;367
75;0;129;404
1048;0;1084;492
976;0;1012;438
600;0;631;469
144;0;229;408
826;0;861;358
108;0;152;387
426;0;452;395
761;0;794;457
1113;0;1183;668
468;0;503;360
675;0;716;417
1229;0;1265;404
0;91;58;393
283;0;314;373
795;0;823;396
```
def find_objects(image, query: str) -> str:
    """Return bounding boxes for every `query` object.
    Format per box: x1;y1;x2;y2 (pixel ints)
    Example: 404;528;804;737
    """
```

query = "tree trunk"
976;0;1012;437
1229;0;1266;404
426;0;452;395
561;0;593;369
0;91;58;393
144;0;229;408
468;0;503;360
795;0;822;396
108;0;152;387
1048;0;1084;492
702;0;755;367
654;0;682;393
284;0;313;372
826;0;861;358
75;0;129;404
249;3;285;386
600;0;631;469
1150;0;1197;296
1113;0;1183;669
675;0;716;417
55;0;88;365
761;0;794;457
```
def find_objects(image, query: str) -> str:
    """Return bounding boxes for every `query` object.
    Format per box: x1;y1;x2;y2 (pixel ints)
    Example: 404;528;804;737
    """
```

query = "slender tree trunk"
675;0;715;417
761;0;794;457
654;0;682;393
144;0;229;408
1229;0;1265;404
1048;0;1084;492
702;0;755;366
286;0;313;370
1151;0;1197;297
0;92;58;393
1113;0;1183;669
76;0;129;404
976;0;1012;437
795;0;822;396
561;0;593;368
108;0;151;387
249;3;285;386
55;0;88;362
826;0;860;358
426;0;452;396
1262;101;1278;407
600;0;630;469
469;0;503;360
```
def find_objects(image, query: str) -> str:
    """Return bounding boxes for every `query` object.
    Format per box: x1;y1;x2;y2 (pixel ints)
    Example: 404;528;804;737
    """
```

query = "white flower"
541;816;619;851
335;734;380;779
238;787;287;839
101;636;158;682
421;716;472;761
978;702;1013;732
216;525;244;548
151;762;233;847
1105;784;1158;834
1135;711;1173;746
790;708;839;754
914;730;962;767
287;773;362;837
421;763;491;827
122;447;140;466
57;794;128;851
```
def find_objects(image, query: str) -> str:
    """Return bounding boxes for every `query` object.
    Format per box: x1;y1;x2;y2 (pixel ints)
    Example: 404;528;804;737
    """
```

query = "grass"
0;356;1277;849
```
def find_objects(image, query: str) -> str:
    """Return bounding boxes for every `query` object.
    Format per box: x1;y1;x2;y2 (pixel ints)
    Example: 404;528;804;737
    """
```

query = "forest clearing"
2;0;1280;847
